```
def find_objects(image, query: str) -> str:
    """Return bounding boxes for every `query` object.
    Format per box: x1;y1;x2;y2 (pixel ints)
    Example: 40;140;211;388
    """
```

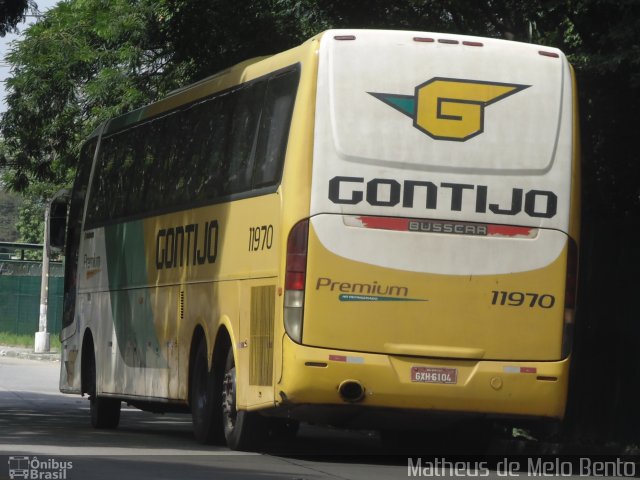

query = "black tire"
221;349;268;451
190;339;224;444
87;348;120;429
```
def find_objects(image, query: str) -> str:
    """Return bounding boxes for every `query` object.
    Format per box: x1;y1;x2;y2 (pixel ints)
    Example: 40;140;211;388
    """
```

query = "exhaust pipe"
338;380;365;403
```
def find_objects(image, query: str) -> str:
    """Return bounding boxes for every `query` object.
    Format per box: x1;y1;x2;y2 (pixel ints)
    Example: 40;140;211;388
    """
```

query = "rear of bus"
278;30;579;424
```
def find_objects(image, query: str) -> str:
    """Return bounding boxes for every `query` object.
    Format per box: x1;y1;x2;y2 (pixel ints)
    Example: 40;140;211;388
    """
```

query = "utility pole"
34;201;51;353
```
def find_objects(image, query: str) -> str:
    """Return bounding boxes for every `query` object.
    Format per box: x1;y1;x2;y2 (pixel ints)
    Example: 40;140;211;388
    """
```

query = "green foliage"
158;0;566;83
0;0;183;194
15;193;45;245
564;0;640;218
156;0;303;82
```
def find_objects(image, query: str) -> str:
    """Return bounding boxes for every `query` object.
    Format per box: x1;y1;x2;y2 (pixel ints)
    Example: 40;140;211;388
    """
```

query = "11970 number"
491;290;555;308
248;225;273;251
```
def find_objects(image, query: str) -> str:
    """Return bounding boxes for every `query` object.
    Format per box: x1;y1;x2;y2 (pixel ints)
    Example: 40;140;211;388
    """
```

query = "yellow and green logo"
369;78;529;142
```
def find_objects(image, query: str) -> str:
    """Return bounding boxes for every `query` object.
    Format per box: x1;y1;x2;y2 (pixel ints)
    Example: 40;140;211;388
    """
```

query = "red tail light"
284;220;309;343
285;220;309;291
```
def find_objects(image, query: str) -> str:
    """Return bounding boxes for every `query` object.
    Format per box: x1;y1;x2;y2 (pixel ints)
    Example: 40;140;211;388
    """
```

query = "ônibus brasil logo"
8;456;73;480
369;78;529;141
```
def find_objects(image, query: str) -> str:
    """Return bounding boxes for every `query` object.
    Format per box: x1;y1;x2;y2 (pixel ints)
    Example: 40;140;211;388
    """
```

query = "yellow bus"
52;29;580;450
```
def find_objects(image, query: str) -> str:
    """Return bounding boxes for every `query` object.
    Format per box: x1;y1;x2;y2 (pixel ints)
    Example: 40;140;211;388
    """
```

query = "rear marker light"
539;50;560;58
329;355;365;364
413;37;435;43
438;39;459;45
463;41;484;47
334;35;356;41
504;366;538;374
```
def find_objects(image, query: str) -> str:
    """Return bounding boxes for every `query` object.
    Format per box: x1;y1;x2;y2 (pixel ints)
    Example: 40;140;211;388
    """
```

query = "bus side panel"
63;193;283;403
139;194;282;406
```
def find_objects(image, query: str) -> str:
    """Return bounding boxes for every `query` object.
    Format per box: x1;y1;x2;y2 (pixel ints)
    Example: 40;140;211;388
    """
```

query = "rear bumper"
277;336;569;420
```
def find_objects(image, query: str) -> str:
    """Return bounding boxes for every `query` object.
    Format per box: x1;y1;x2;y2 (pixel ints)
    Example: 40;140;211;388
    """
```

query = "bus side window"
62;138;95;328
117;129;138;218
133;121;156;213
224;81;267;195
182;95;229;203
90;136;118;223
252;69;300;188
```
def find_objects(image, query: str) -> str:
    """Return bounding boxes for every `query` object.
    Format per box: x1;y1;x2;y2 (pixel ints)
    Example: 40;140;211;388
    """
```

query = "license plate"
411;367;458;384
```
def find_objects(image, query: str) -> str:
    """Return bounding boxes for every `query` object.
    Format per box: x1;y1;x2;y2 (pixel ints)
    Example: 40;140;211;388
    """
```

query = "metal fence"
0;260;64;336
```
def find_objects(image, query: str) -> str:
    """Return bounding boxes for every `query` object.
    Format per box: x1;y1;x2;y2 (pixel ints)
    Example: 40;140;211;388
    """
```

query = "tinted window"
253;70;299;188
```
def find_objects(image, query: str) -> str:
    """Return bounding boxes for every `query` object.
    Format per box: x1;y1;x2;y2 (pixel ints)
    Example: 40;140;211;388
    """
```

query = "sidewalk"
0;345;60;362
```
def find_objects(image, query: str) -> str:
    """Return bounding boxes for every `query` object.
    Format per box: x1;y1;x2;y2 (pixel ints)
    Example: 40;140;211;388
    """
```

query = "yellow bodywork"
279;336;570;418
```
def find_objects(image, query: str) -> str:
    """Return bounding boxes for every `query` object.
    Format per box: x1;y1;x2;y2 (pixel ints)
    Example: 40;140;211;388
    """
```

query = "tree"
565;0;640;218
0;0;187;247
0;0;35;36
0;0;182;194
158;0;562;82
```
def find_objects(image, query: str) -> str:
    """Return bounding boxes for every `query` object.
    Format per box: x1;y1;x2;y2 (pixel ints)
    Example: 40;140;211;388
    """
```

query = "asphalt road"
0;354;635;480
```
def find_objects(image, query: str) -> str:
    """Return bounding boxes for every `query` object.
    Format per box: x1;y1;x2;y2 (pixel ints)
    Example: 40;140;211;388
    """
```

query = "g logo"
370;78;529;142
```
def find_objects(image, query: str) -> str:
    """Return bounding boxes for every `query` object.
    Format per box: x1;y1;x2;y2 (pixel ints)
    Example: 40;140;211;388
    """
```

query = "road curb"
0;346;60;362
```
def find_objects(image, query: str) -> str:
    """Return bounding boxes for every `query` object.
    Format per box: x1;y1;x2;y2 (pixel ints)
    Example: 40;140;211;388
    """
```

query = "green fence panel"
0;260;64;336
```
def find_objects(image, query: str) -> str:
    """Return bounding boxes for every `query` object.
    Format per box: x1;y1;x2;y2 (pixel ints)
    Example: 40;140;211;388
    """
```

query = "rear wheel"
86;347;120;429
191;339;224;444
221;349;267;451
